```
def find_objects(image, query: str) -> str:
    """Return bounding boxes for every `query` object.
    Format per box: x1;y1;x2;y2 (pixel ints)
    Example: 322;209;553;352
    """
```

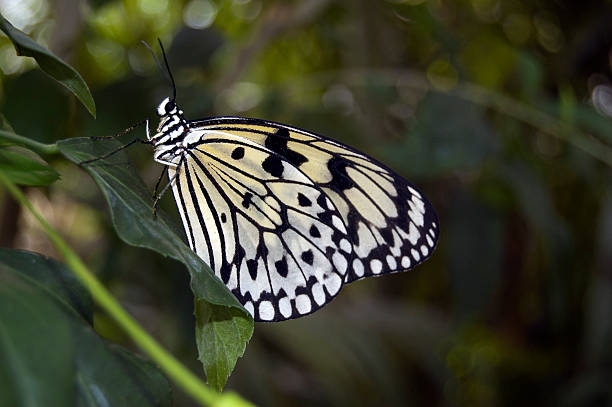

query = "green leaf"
0;14;96;118
0;148;60;186
56;137;253;391
0;248;172;407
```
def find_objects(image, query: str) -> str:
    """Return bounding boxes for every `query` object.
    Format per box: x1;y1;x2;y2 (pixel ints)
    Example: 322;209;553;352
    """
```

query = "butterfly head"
157;97;178;117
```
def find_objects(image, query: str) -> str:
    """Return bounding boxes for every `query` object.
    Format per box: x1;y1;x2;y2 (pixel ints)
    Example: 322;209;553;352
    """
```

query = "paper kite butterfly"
109;42;439;322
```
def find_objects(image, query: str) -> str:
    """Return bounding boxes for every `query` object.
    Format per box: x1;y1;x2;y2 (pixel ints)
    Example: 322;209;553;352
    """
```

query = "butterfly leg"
152;166;169;199
152;158;183;219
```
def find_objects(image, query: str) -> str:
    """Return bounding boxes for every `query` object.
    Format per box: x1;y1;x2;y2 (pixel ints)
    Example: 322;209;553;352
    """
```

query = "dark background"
2;0;612;405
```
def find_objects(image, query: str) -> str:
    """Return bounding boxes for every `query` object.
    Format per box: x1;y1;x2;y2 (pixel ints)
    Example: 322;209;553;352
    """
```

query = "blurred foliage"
0;248;173;406
2;0;612;405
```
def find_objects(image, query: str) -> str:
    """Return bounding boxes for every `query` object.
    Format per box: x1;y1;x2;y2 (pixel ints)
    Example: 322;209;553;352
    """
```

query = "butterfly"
101;41;439;322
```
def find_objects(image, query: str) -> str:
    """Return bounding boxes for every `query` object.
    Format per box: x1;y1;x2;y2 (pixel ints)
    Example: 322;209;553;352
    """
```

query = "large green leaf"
0;148;60;186
0;248;172;407
0;14;96;118
57;137;253;390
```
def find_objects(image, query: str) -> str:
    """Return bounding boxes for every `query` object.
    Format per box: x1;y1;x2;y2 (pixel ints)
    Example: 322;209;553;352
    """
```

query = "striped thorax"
151;97;189;166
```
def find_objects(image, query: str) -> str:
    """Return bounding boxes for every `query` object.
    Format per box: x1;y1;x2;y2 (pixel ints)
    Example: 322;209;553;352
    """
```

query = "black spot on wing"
231;146;245;159
301;249;314;265
262;155;284;177
242;192;253;208
275;256;289;277
316;194;328;209
297;193;312;207
220;263;231;284
265;128;308;167
247;259;258;280
221;213;227;223
309;225;321;238
325;156;354;190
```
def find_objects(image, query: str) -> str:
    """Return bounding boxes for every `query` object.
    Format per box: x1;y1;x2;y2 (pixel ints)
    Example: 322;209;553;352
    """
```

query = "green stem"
0;173;252;407
0;130;59;156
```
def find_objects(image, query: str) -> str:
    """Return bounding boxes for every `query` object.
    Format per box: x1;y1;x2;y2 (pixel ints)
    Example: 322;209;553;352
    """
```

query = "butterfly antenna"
157;38;177;101
141;40;175;100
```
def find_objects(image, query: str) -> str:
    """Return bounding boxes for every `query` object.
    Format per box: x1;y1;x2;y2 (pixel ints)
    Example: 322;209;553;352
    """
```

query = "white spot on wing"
312;282;325;305
408;186;422;198
259;301;275;321
407;222;420;245
412;195;425;214
279;297;292;318
408;202;424;227
386;255;397;269
340;238;351;253
353;258;364;277
332;252;348;274
295;295;312;314
323;273;342;295
332;215;346;233
370;259;383;274
427;235;434;247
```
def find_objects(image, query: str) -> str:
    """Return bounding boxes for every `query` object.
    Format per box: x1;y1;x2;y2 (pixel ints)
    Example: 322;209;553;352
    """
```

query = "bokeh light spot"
0;0;49;32
138;0;168;16
322;84;354;115
183;0;217;30
427;59;458;91
534;13;564;53
219;81;263;112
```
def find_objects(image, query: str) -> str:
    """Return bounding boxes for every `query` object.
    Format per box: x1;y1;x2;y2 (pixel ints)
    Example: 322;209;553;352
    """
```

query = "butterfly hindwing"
169;130;352;321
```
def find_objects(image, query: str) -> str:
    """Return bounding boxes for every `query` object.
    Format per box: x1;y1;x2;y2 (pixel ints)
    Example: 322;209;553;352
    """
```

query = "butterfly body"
150;97;439;322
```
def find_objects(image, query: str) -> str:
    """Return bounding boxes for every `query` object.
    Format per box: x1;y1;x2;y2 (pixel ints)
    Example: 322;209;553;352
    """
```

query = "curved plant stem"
0;130;59;156
0;172;255;407
299;69;612;168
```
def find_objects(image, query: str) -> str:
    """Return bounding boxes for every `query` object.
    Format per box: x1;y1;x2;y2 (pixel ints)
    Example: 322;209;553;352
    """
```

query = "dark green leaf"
0;14;96;118
56;137;253;391
0;148;60;186
0;248;172;407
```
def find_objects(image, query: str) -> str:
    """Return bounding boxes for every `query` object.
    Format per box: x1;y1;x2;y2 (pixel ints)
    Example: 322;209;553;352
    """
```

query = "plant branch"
0;172;255;407
320;68;612;168
0;130;59;157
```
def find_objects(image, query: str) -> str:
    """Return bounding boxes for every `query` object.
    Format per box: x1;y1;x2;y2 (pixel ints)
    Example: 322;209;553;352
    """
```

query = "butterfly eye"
166;100;175;113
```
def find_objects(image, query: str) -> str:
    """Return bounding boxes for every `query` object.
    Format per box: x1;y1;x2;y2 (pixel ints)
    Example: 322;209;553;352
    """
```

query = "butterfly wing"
189;118;440;284
168;130;352;321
